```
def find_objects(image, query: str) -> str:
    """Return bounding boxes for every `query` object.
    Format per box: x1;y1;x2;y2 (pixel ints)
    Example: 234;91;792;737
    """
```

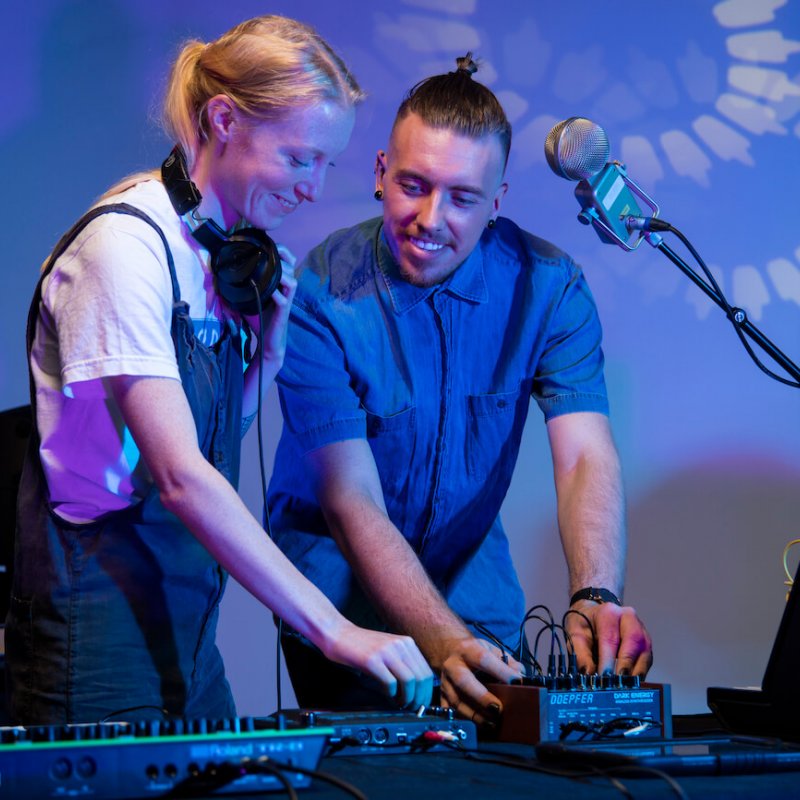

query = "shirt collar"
377;225;489;315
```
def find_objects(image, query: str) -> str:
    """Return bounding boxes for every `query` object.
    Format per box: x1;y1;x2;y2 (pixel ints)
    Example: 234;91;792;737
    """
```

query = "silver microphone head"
544;117;610;181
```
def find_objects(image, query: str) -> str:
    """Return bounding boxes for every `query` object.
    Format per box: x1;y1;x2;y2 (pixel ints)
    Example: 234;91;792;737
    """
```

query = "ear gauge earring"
487;218;496;229
374;189;383;201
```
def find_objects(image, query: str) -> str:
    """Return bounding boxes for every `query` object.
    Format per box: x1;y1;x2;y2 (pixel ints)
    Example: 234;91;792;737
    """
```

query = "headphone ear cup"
211;228;282;315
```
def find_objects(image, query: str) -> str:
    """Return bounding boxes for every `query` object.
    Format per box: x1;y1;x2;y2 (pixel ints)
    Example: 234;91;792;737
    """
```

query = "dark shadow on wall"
625;455;799;712
0;0;167;409
508;452;799;713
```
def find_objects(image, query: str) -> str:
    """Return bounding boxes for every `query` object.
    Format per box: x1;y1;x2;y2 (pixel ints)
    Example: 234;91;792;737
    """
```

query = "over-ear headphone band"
161;146;203;215
161;145;282;315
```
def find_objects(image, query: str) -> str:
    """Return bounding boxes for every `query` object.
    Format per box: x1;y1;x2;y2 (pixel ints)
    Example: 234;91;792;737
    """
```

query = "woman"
7;15;432;724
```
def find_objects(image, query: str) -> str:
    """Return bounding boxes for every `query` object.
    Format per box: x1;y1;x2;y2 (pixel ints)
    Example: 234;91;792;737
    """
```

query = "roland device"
0;716;331;798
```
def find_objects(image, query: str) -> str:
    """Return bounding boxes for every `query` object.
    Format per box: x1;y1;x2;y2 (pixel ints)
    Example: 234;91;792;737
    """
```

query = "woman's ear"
205;94;238;143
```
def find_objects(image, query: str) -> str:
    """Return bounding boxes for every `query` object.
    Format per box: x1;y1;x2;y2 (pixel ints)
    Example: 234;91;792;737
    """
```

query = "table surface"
179;716;800;800
299;740;800;800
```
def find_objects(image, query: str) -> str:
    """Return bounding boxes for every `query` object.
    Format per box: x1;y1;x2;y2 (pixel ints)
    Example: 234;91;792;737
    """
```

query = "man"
268;55;652;725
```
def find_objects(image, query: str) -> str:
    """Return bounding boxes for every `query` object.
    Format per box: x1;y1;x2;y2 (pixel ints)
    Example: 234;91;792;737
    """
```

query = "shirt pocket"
363;405;416;498
465;381;531;481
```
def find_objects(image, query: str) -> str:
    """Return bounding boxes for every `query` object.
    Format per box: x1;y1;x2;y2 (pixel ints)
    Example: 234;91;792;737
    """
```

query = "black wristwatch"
570;587;622;606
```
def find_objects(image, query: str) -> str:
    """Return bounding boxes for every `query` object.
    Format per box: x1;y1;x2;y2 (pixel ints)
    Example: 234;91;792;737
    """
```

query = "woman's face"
210;99;356;231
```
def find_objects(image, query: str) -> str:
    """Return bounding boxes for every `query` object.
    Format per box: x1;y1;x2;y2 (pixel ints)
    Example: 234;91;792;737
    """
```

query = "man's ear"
374;150;387;193
492;181;509;218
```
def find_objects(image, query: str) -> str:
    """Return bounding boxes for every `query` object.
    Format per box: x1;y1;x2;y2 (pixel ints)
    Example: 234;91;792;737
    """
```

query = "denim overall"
6;203;243;724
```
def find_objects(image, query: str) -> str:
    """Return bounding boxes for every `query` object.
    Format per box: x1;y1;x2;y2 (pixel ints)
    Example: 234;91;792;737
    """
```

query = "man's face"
377;113;508;287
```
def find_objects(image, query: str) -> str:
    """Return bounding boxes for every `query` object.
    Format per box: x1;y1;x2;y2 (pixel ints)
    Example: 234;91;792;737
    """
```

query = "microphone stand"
563;154;799;385
641;230;800;383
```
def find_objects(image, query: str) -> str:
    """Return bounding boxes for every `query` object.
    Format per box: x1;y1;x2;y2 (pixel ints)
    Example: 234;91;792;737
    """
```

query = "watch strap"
570;587;622;606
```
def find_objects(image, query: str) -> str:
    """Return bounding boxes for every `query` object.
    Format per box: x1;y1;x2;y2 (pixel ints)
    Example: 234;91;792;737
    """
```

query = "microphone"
544;117;663;250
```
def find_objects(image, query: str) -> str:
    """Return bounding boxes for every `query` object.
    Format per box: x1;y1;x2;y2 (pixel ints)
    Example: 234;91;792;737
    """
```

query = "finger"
270;284;297;313
503;653;525;677
623;616;654;678
441;662;503;726
394;673;417;708
473;640;525;680
398;640;434;708
614;611;652;676
401;642;435;708
415;672;434;708
374;639;434;709
272;273;297;299
467;644;520;684
276;244;297;269
565;620;596;674
383;658;414;707
270;289;290;308
365;659;398;701
632;647;654;678
594;606;622;675
440;684;499;727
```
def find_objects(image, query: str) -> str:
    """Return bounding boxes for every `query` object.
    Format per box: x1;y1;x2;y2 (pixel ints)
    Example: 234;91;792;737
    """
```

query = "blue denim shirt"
269;216;608;640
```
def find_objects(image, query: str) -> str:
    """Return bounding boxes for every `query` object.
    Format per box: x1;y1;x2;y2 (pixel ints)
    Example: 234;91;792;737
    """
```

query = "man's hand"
437;637;522;726
323;623;434;710
565;601;653;676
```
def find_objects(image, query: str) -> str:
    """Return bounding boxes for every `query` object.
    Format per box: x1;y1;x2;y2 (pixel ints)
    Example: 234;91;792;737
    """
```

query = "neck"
190;145;236;230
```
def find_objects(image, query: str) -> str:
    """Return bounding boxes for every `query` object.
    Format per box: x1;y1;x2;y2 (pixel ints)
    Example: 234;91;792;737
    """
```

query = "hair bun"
455;52;477;76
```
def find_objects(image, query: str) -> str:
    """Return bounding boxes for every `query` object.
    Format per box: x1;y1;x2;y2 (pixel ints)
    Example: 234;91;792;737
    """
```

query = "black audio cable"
250;280;286;715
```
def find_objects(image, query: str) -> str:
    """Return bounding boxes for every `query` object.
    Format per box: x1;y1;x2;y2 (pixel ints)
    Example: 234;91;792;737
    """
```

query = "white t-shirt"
30;180;232;522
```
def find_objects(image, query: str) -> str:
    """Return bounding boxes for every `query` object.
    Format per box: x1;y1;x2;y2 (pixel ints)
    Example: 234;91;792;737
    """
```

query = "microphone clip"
574;161;661;251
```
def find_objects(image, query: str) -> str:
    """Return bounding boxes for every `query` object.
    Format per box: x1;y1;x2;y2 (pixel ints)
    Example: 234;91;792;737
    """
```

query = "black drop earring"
487;218;496;229
374;189;383;201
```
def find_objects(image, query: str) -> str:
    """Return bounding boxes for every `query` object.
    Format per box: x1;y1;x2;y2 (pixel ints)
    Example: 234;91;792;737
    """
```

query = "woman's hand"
323;622;434;710
255;244;298;368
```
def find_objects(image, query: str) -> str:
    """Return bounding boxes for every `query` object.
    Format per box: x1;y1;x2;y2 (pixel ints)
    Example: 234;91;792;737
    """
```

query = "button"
76;756;97;779
50;757;72;780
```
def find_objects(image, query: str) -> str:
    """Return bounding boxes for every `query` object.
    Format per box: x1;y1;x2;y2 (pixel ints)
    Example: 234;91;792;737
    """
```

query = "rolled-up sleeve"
531;259;609;421
277;278;367;456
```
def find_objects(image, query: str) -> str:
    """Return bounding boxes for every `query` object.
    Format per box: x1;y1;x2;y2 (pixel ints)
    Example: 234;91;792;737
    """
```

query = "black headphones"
161;145;281;315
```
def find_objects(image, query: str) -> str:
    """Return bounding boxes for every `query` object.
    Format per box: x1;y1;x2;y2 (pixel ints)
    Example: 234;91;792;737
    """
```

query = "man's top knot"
454;52;478;76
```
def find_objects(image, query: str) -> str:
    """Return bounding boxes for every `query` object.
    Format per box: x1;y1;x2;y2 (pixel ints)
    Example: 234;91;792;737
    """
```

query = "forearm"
549;414;627;597
557;452;626;595
159;458;347;656
110;374;434;703
322;491;471;667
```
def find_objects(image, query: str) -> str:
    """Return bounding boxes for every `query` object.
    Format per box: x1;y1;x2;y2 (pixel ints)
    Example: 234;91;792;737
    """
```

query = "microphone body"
575;162;644;246
545;117;661;250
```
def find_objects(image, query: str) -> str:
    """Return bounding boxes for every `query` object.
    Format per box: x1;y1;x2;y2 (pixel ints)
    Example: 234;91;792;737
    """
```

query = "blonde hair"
101;15;363;199
166;15;363;167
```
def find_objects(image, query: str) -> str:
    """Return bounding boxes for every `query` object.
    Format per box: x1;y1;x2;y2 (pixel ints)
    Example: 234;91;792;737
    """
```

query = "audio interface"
273;708;477;756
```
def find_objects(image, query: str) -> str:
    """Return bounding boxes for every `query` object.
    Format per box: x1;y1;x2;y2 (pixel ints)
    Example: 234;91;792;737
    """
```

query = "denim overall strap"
7;204;244;724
